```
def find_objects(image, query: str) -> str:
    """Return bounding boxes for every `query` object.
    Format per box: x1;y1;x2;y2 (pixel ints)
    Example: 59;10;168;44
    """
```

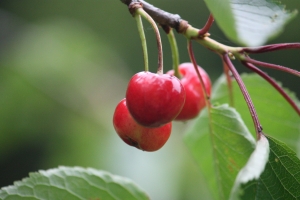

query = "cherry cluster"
117;0;300;150
113;63;211;151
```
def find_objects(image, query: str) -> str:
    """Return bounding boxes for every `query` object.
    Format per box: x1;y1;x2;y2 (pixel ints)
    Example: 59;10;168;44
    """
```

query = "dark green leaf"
0;166;149;200
204;0;297;46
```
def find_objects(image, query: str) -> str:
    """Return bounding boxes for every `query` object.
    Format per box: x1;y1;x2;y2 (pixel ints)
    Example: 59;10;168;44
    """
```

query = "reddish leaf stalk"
223;61;234;107
198;14;214;36
223;54;263;140
188;40;211;108
242;62;300;116
245;57;300;77
242;43;300;54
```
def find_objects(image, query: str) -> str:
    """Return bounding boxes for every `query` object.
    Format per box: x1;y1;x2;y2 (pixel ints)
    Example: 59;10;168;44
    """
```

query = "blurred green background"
0;1;299;199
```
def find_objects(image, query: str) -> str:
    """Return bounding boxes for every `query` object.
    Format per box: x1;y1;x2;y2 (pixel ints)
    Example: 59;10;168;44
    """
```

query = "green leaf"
185;73;300;199
212;74;300;156
0;166;149;200
231;135;300;199
184;105;256;200
203;0;297;46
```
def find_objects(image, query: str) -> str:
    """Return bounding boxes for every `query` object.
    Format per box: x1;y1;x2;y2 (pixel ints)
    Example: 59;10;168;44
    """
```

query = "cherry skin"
167;62;211;121
126;71;185;127
113;99;172;152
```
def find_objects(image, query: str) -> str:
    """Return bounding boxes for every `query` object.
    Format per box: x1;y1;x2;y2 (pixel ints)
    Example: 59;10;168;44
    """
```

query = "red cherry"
125;71;185;127
167;62;211;120
113;99;172;152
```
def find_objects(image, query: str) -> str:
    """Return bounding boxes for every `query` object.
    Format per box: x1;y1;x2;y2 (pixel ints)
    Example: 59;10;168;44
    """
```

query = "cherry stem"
245;57;300;77
166;28;180;78
242;62;300;116
188;40;211;108
198;14;214;36
223;60;234;107
223;54;263;140
134;13;149;71
242;43;300;54
135;7;163;74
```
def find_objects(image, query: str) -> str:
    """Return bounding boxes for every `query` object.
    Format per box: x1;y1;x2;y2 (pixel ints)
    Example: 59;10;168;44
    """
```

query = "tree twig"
120;0;183;32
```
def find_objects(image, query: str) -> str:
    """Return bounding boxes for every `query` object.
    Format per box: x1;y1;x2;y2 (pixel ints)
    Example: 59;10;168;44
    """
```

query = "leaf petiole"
242;62;300;116
198;14;215;36
223;60;234;107
244;57;300;77
187;40;211;109
223;54;263;140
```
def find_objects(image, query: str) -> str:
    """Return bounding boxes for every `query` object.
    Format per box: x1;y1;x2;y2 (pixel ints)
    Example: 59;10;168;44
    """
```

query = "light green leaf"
184;105;256;200
0;166;149;200
204;0;297;46
232;135;300;199
212;74;300;156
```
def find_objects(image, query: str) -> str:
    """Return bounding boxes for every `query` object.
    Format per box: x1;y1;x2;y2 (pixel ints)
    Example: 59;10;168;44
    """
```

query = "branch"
120;0;183;32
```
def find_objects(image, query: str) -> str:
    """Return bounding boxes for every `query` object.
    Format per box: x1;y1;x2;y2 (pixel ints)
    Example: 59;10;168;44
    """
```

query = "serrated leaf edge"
0;166;149;200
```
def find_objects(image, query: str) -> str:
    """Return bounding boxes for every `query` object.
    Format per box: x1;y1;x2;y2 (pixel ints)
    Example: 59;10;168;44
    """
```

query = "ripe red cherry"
126;71;185;127
113;99;172;151
167;62;211;121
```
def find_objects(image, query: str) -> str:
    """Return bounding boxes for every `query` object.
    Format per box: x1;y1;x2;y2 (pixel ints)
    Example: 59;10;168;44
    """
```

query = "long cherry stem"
242;62;300;116
135;7;163;74
166;28;180;78
188;40;211;108
134;14;149;71
223;54;263;140
245;57;300;77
